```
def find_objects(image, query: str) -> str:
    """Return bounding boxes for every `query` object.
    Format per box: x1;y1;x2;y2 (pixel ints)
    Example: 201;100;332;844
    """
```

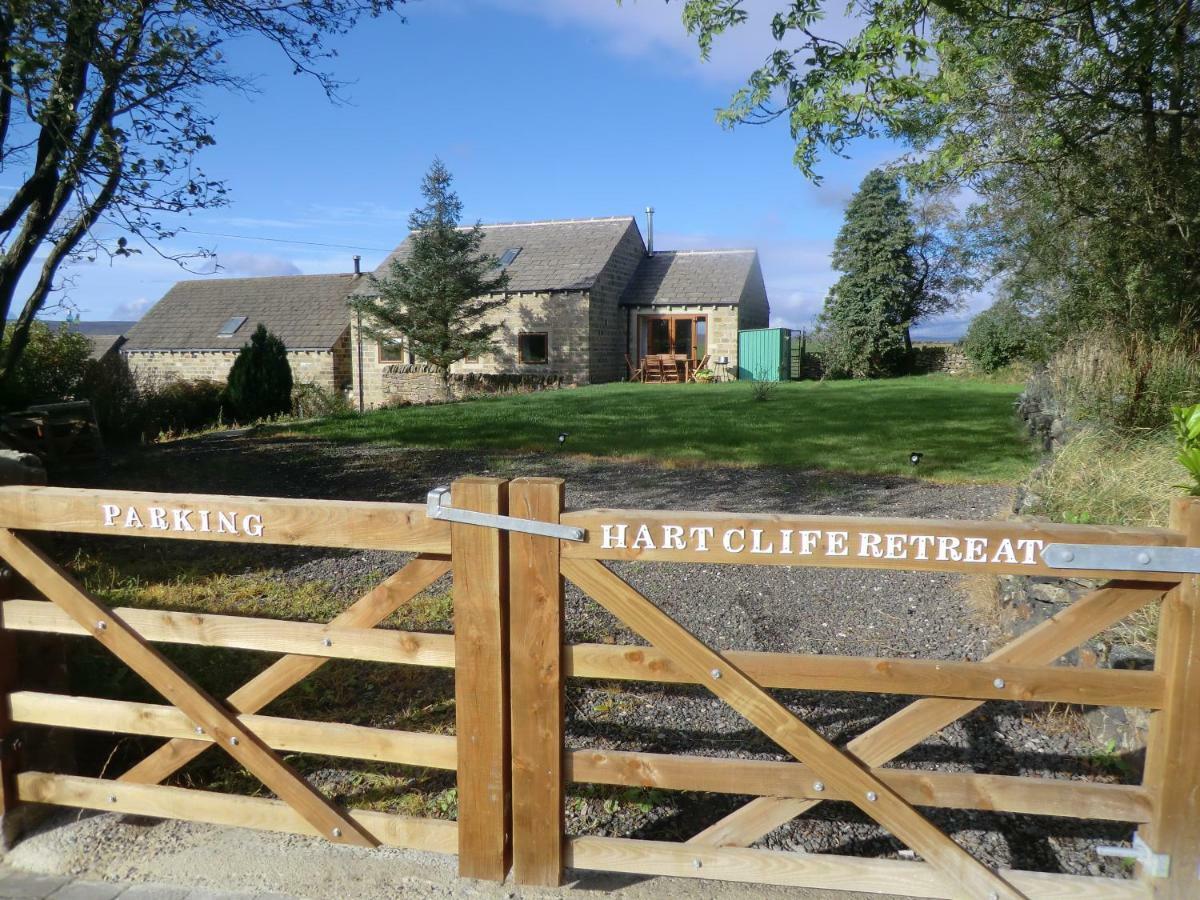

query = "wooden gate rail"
563;641;1166;706
511;481;1199;899
0;479;508;880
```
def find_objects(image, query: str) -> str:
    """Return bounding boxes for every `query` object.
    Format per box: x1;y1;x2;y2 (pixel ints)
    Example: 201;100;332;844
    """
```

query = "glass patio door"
641;316;703;360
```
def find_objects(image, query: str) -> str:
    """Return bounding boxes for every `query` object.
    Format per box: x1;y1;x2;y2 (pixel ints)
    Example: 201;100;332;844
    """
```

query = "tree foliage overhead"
352;159;510;381
0;0;404;392
680;0;1200;337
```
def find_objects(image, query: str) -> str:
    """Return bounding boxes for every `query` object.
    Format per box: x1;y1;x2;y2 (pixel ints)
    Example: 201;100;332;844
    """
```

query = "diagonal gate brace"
0;529;376;848
563;557;1028;900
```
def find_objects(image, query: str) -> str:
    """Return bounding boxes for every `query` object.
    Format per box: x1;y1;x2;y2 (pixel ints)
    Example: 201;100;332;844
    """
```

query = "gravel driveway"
36;433;1136;884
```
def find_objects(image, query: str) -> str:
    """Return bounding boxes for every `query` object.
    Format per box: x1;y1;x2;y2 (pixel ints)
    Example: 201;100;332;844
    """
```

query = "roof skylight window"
218;315;248;337
497;247;522;268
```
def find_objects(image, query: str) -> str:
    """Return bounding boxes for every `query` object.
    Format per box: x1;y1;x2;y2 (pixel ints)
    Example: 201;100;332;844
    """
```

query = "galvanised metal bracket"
1096;832;1170;878
1043;543;1200;574
425;486;585;542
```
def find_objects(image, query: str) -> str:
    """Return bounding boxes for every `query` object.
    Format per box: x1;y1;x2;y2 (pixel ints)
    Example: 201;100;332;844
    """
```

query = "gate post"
508;478;565;886
450;477;511;881
0;596;19;845
1141;496;1200;898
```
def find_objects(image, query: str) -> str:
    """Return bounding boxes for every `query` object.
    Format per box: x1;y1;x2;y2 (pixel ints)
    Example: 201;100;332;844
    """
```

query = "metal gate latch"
1043;543;1200;574
426;486;585;542
1096;832;1170;877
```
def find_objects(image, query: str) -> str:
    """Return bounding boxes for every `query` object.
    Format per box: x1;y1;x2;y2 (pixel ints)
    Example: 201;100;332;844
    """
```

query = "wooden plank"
567;748;1152;823
0;529;374;848
10;692;457;770
451;478;511;882
567;836;1149;900
3;599;455;667
691;580;1168;849
17;771;457;855
508;478;565;887
565;642;1164;707
562;558;1024;900
0;594;17;818
1139;498;1200;898
562;507;1184;578
0;485;451;553
120;555;449;785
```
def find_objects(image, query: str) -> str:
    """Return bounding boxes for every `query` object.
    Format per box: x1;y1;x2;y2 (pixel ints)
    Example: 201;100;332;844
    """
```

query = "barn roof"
362;217;640;294
619;250;760;307
123;274;360;352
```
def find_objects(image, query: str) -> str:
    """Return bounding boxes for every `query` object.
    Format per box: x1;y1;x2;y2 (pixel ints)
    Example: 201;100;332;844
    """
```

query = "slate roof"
361;217;639;294
41;320;136;359
620;250;759;307
123;274;360;351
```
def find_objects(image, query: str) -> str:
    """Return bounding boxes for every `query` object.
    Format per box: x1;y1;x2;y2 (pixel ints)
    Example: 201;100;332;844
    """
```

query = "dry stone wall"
380;364;562;405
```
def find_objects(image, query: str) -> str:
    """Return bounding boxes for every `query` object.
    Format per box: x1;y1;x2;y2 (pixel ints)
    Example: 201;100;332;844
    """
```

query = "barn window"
378;337;408;363
518;332;548;364
217;316;247;337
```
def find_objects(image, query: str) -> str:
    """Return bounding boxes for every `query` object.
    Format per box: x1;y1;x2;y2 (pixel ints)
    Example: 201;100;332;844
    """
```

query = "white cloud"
113;296;155;319
216;251;301;277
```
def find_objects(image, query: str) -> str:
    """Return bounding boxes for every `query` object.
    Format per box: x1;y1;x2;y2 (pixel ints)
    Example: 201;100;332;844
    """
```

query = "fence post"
508;478;565;886
0;594;18;846
1140;496;1200;898
450;477;511;881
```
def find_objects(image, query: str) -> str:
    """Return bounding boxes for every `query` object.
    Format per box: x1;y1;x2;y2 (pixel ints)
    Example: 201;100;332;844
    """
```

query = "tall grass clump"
1028;427;1180;527
1046;333;1200;431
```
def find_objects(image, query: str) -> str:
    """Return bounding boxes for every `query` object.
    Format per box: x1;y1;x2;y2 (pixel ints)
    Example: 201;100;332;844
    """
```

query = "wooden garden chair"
624;353;644;383
643;355;665;383
661;354;682;383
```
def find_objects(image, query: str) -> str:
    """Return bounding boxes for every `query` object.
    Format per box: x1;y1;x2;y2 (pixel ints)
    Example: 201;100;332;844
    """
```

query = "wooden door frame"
637;314;707;364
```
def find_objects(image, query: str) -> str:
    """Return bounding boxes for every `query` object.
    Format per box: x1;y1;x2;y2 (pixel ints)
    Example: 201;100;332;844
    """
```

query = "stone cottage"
354;216;769;403
125;215;770;406
121;274;362;391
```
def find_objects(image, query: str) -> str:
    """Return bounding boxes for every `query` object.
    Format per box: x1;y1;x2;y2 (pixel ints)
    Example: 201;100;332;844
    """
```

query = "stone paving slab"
0;869;299;900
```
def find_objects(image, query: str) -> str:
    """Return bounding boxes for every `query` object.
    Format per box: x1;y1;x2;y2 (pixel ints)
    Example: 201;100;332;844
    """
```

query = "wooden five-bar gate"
0;477;1197;899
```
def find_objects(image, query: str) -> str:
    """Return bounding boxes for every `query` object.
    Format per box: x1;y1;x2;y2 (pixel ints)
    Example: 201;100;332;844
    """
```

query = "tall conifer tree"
353;160;509;398
819;170;920;378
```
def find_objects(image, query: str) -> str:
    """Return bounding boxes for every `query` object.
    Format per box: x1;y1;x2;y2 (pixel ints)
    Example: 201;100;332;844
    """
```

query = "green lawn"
276;375;1036;483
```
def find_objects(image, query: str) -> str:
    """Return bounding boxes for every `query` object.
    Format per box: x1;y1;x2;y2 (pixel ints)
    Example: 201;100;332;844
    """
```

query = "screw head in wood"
993;678;1006;689
691;858;701;869
229;736;239;746
107;795;117;803
812;781;824;793
1136;551;1152;565
866;791;878;802
332;827;342;838
96;621;107;631
322;637;333;647
710;668;722;680
194;726;204;735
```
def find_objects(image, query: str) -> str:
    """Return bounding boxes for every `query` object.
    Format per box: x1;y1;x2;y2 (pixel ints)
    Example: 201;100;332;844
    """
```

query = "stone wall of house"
379;364;562;405
589;221;646;383
625;304;741;380
125;348;343;391
351;291;592;408
736;259;771;332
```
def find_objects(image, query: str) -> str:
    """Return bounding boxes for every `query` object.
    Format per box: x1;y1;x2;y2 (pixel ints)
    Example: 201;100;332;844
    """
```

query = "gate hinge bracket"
1096;832;1170;878
425;486;585;542
1043;543;1200;574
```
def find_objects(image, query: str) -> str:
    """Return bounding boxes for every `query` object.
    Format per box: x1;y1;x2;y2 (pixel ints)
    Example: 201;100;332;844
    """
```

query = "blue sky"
18;0;981;336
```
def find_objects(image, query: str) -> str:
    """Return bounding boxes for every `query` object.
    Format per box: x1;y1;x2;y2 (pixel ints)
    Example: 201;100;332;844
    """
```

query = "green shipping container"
737;327;791;381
